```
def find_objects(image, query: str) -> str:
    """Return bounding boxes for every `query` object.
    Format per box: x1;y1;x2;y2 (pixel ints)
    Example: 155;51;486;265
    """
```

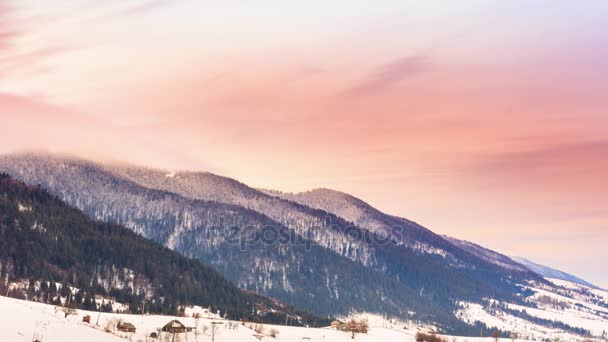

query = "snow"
0;296;545;342
455;278;608;341
2;281;606;342
0;295;421;342
0;296;123;342
18;202;32;212
456;302;576;341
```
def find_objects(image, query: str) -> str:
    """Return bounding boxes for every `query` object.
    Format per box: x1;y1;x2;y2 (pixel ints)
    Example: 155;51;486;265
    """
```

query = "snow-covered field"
2;277;607;342
0;295;421;342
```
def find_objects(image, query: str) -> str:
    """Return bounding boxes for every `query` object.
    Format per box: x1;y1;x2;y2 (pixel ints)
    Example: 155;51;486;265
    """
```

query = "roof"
162;320;186;329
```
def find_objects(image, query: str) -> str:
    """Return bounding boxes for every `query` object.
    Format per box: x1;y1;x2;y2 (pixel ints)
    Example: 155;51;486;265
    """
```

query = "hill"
0;173;324;326
0;153;580;335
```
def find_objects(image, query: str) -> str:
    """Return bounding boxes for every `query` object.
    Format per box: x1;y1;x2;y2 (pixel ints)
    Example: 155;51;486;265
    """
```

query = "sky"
0;0;607;287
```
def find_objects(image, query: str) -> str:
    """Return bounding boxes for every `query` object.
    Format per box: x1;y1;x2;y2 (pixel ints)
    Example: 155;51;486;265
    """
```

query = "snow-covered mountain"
441;238;602;291
511;256;601;289
264;186;608;338
0;173;322;325
265;188;528;272
268;188;600;289
0;154;426;321
108;167;491;269
443;237;529;272
1;153;605;338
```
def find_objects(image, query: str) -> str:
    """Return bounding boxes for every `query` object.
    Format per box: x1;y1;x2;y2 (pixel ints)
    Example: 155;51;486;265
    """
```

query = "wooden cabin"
117;322;136;333
161;320;187;334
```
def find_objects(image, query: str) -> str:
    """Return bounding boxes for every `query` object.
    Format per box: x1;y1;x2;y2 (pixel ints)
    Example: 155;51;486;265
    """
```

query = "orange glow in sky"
1;0;607;286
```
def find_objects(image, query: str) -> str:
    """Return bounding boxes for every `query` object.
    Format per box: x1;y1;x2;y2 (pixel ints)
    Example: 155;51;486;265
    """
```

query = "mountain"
510;256;600;289
0;153;549;334
440;235;602;290
265;187;608;337
261;188;438;248
265;188;529;273
444;238;601;289
106;165;542;284
267;188;603;292
443;236;528;272
0;173;324;326
0;154;448;325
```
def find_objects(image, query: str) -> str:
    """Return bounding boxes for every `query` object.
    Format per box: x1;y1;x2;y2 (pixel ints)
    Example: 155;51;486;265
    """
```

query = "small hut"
82;315;91;324
117;322;137;333
161;320;187;334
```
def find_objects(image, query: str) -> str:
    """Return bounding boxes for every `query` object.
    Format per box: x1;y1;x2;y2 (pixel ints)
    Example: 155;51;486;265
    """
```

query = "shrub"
416;332;448;342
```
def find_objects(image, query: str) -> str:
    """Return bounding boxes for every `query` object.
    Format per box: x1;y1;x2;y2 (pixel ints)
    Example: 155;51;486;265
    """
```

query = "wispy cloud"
343;55;427;97
0;46;71;79
0;3;18;50
0;2;79;80
476;140;608;174
106;0;179;18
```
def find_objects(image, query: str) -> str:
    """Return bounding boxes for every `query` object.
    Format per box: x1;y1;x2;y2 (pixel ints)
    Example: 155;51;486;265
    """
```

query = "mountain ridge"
0;152;565;335
0;153;459;325
511;256;601;290
0;172;325;325
265;187;600;289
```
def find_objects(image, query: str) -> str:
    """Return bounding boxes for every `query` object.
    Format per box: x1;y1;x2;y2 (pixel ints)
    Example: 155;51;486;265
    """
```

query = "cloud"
0;92;84;121
0;46;71;79
0;3;18;50
343;55;427;97
0;3;74;80
464;139;608;223
476;140;608;174
107;0;179;18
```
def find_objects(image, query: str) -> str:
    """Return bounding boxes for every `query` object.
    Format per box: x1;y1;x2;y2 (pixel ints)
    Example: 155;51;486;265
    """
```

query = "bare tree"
193;312;201;340
194;324;203;342
211;323;221;342
491;330;501;342
346;319;368;339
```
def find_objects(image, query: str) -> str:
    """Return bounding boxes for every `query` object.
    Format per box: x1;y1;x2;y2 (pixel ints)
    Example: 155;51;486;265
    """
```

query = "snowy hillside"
0;295;418;342
1;153;604;338
456;278;608;341
0;153;545;332
511;257;600;289
3;294;606;342
263;187;452;254
444;237;529;272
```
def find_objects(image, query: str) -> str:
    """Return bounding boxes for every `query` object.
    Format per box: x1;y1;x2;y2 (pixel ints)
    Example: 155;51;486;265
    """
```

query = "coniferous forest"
0;173;328;327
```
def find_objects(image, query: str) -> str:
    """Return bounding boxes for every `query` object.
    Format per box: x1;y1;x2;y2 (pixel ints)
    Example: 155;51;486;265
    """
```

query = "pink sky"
1;0;607;287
